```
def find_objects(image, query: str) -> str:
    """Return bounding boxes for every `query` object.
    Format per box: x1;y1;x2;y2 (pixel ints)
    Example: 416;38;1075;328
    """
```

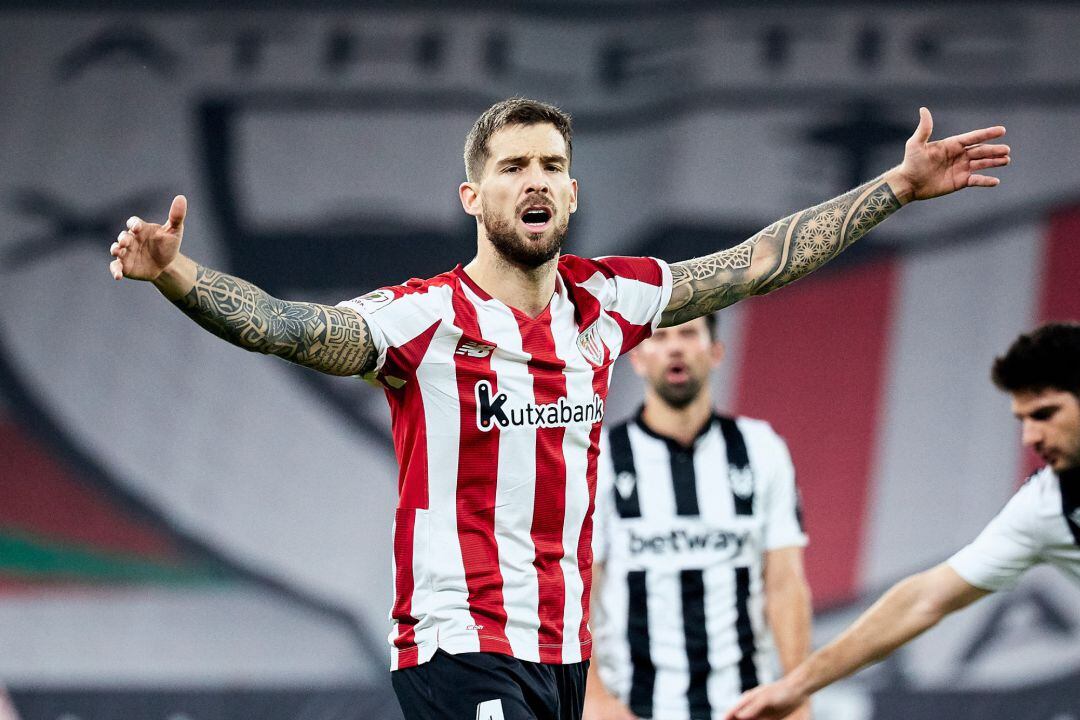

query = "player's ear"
569;178;579;214
711;339;726;368
629;346;647;378
459;182;481;217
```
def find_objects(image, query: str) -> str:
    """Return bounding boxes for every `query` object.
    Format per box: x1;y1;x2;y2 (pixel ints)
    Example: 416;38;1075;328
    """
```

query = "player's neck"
464;244;559;319
640;389;714;448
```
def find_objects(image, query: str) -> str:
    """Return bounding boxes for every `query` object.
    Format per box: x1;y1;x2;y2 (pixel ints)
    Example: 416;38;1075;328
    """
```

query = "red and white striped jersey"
338;255;672;670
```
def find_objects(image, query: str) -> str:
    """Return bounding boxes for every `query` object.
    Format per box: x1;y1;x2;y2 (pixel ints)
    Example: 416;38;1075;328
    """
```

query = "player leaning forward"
725;322;1080;720
109;99;1009;720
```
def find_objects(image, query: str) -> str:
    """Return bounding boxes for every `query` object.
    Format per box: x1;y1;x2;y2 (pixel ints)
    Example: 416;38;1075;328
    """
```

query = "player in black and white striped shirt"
586;315;811;720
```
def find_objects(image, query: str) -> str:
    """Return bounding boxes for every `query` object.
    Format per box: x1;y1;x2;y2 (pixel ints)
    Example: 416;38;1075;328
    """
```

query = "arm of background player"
761;546;813;720
725;563;990;720
109;195;377;377
583;562;638;720
660;108;1009;327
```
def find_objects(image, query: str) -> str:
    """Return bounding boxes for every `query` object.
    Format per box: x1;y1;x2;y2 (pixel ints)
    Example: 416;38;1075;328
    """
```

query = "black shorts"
392;649;589;720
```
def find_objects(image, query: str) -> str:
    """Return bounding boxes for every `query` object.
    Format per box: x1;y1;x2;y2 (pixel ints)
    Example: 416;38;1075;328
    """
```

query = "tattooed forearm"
173;266;376;376
661;178;901;326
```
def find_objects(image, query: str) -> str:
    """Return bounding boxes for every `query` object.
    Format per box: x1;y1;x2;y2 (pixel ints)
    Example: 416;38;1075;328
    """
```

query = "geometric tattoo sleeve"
174;266;377;377
661;178;901;326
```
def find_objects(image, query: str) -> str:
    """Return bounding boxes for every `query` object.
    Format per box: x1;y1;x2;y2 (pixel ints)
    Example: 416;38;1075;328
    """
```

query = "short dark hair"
463;97;573;183
991;322;1080;396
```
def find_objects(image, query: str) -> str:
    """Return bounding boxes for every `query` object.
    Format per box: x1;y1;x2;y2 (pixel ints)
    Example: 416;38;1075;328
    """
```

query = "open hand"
888;108;1009;203
722;679;807;720
109;195;187;281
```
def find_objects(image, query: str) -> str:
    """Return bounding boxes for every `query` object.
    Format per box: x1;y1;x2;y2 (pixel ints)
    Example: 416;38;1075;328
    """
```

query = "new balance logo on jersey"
475;380;605;431
629;528;750;557
456;341;496;358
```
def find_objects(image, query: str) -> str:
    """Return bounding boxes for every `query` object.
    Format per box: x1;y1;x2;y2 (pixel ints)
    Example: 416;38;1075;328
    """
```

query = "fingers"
110;232;130;279
113;231;133;257
970;156;1010;171
724;695;753;720
950;125;1006;147
967;143;1010;159
909;106;933;144
967;174;1002;188
167;194;187;231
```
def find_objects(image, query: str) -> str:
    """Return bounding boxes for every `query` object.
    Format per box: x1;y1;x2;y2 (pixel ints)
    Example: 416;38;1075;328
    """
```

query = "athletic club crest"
576;322;605;367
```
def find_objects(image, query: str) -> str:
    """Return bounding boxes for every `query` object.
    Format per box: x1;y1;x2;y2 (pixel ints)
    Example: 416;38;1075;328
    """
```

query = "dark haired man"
108;97;1009;720
725;322;1080;720
585;315;811;720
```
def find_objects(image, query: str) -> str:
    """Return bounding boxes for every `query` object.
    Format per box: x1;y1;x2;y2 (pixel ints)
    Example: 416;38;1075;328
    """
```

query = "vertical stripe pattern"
577;362;612;657
670;446;700;516
718;416;753;516
450;290;511;653
609;424;642;518
680;569;712;719
335;255;670;668
520;314;570;663
627;570;656;718
733;567;759;692
594;414;805;717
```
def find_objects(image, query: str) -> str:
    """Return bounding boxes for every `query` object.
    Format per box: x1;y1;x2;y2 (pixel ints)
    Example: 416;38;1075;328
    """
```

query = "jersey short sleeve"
592;430;617;566
753;422;808;551
947;482;1043;592
336;277;453;380
586;256;673;354
336;289;393;376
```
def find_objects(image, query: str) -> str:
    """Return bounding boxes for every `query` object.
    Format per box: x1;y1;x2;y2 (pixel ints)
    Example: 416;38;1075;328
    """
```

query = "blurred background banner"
1;2;1078;719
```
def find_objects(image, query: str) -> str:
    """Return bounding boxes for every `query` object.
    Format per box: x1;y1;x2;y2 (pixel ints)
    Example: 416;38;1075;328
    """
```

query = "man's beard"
483;213;568;269
653;375;704;409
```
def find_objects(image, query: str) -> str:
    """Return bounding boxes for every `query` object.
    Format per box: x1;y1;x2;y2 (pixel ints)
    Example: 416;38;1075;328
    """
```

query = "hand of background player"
582;690;638;720
109;195;187;281
885;107;1009;204
722;677;807;720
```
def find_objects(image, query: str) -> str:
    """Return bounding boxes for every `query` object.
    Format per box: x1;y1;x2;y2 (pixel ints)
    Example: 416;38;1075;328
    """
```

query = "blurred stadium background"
1;1;1079;719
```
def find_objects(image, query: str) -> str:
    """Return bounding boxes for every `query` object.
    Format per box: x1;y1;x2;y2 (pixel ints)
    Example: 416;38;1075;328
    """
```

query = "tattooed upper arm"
174;266;378;377
283;303;378;377
660;178;900;327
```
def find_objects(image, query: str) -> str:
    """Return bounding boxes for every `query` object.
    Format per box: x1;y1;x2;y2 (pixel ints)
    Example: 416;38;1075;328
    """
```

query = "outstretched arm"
661;107;1009;326
109;196;377;377
723;563;989;720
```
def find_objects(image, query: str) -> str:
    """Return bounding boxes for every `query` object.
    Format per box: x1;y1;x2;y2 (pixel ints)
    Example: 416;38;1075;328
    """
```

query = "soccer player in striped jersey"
725;323;1080;720
108;99;1009;720
585;314;811;720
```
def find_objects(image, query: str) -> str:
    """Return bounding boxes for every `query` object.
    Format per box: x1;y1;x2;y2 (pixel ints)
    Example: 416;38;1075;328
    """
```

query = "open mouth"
665;362;689;384
520;206;552;229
